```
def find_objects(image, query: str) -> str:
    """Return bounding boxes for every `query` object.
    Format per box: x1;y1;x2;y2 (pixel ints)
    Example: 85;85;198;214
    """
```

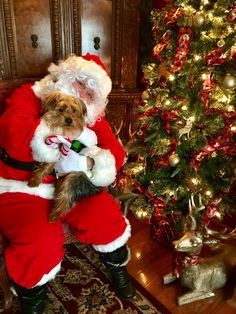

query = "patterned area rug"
2;240;169;314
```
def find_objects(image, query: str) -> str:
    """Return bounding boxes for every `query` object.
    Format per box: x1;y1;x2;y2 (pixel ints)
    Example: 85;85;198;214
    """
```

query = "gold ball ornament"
168;154;180;167
192;12;205;27
222;74;236;89
141;90;151;101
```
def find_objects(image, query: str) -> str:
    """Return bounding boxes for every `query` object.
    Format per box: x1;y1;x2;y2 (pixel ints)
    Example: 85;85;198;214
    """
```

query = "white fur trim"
31;75;57;99
34;262;61;287
32;55;112;101
92;217;131;253
50;55;112;99
0;178;55;199
80;146;116;187
30;120;61;163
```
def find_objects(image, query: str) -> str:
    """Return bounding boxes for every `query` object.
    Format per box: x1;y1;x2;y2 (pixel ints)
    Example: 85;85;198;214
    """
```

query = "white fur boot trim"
92;217;131;253
0;178;55;199
33;262;61;287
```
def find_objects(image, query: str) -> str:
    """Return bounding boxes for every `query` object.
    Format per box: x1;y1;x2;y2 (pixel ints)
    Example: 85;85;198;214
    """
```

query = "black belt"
0;147;39;172
0;140;85;172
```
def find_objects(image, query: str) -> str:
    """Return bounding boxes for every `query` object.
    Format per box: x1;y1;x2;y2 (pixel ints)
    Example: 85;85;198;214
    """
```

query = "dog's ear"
79;99;87;116
43;93;60;112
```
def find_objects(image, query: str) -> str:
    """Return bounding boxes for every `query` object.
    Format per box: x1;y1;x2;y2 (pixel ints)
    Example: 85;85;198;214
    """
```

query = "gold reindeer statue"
163;194;236;305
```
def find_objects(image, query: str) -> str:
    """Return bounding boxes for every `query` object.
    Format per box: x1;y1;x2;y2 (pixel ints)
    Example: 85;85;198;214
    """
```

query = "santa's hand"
55;150;90;177
76;127;97;147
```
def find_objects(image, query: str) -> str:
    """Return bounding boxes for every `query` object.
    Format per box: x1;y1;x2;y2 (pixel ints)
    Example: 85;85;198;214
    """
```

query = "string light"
220;95;229;103
201;0;209;6
208;13;213;19
194;54;201;61
191;178;199;185
168;74;175;81
135;251;141;259
136;210;148;219
205;190;213;197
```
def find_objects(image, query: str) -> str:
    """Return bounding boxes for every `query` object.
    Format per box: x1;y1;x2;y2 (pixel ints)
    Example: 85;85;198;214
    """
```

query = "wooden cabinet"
0;0;141;141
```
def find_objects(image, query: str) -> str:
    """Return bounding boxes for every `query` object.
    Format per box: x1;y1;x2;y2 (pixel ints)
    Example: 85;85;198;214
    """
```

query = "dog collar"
71;140;86;153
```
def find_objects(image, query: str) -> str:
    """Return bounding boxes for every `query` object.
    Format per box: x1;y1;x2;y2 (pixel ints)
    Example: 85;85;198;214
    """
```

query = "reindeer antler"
187;193;205;231
128;123;137;139
205;226;236;240
114;120;124;137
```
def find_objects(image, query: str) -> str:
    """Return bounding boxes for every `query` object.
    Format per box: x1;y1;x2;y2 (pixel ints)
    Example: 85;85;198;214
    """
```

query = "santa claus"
0;53;135;314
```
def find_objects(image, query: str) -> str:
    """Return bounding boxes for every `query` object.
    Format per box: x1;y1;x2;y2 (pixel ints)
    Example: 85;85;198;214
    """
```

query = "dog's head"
42;92;87;136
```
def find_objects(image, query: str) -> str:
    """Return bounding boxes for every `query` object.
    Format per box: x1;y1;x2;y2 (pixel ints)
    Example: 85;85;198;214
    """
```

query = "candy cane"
45;135;72;158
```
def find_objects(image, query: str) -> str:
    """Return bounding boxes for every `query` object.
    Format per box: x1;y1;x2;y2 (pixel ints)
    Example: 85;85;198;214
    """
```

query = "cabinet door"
0;0;81;80
81;0;112;74
0;0;52;79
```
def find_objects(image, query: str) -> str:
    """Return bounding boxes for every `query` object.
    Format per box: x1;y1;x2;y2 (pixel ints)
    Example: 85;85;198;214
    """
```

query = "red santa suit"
0;55;130;289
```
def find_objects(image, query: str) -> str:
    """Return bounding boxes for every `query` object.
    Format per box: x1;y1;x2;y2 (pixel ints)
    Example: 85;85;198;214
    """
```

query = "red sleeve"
90;117;126;171
0;84;42;161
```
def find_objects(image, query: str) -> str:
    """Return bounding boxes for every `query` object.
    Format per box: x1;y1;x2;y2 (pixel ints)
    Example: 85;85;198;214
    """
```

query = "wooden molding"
51;0;81;61
0;0;17;79
121;0;140;89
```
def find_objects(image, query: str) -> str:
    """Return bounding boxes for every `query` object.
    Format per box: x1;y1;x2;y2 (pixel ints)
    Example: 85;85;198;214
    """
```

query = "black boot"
99;245;135;299
14;282;48;314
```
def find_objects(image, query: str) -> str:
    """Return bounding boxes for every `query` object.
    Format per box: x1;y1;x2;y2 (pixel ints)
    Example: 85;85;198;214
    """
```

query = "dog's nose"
65;117;72;125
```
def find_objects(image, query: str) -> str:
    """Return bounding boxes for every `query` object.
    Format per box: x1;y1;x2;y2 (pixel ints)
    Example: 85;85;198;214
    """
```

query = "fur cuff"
92;217;131;253
80;146;116;187
30;120;61;163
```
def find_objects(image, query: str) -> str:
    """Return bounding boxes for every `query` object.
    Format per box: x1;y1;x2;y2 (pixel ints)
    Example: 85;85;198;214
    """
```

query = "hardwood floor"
127;212;236;314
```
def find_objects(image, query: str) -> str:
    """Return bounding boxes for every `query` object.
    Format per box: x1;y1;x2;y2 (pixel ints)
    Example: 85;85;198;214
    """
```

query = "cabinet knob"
93;37;100;50
31;34;39;48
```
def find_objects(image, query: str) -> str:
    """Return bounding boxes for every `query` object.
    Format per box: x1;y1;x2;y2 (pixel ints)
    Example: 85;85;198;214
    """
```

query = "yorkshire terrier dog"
28;91;100;222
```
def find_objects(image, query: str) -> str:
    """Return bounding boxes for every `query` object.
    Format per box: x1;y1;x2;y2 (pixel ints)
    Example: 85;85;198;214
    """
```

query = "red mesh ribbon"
190;130;236;169
153;31;170;61
171;27;192;72
205;48;225;66
173;253;199;278
164;7;184;25
161;110;179;134
200;72;215;111
228;5;236;22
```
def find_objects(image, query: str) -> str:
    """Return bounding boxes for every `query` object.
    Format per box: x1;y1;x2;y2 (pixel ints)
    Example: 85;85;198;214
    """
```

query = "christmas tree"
116;0;236;242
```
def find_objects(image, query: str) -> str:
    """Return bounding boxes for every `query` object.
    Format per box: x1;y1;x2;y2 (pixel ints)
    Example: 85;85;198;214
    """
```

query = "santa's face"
72;79;95;104
69;77;106;126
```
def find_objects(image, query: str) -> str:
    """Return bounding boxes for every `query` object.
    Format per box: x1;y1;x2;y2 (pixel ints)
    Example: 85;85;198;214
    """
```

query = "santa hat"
32;53;112;101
